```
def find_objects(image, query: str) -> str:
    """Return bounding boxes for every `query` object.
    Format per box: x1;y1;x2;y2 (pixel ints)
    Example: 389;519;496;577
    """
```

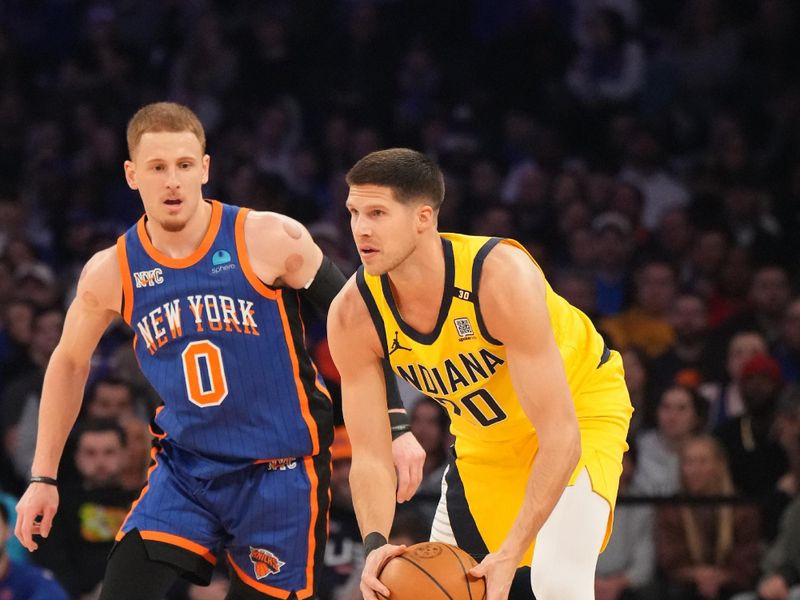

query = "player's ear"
124;160;138;190
202;154;210;185
416;204;435;231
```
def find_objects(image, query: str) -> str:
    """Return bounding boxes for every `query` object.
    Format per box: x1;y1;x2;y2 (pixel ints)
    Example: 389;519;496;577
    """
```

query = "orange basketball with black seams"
378;542;486;600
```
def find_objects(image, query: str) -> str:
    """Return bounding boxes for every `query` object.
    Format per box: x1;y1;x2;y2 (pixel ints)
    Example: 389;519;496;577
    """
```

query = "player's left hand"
470;549;516;600
391;431;425;503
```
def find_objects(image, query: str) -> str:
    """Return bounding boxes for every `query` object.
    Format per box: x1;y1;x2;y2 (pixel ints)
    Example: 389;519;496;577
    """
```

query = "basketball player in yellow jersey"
327;149;633;600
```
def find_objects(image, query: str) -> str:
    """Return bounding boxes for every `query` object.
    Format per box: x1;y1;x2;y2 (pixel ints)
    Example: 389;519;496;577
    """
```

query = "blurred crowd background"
2;0;800;599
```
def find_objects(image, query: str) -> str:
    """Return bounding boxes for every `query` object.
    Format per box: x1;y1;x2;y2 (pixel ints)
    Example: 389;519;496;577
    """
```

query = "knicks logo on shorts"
249;546;285;580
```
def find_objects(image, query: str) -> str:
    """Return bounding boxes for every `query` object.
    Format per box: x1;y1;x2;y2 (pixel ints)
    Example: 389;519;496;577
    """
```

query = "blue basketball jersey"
116;200;332;476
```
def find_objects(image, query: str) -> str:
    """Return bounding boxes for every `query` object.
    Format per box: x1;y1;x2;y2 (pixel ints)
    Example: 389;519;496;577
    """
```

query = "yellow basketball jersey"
358;234;613;442
357;233;632;563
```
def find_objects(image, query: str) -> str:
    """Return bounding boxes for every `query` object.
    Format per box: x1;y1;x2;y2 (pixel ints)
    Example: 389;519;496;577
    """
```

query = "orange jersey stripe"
139;531;217;565
276;292;319;455
136;200;223;269
234;208;278;299
116;236;134;324
301;455;320;598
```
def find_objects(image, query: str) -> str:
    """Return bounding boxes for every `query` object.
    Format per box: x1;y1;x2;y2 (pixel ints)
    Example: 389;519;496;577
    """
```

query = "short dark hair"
76;418;128;448
346;148;445;210
0;502;9;525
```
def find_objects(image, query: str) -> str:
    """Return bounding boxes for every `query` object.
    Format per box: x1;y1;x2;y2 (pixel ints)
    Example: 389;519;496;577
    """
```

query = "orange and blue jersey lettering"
117;200;332;477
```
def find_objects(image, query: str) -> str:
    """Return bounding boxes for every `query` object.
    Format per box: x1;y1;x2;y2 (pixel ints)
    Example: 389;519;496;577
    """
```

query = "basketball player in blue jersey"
328;149;632;600
14;103;424;600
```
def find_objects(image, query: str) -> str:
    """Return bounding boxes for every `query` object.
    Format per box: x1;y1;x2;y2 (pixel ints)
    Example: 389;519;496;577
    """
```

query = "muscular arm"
480;243;581;563
328;280;396;538
246;212;422;498
32;248;121;477
17;247;121;550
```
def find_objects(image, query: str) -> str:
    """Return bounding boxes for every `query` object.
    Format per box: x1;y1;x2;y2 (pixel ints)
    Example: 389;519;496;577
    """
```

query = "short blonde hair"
126;102;206;159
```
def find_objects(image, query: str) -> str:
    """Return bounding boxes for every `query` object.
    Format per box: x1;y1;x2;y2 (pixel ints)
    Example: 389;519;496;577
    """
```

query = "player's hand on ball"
470;549;517;600
360;543;407;599
392;431;425;503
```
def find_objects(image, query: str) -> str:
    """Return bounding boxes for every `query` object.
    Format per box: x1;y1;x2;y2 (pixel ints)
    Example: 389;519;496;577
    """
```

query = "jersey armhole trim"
116;235;134;325
356;266;390;359
472;237;503;346
234;208;279;300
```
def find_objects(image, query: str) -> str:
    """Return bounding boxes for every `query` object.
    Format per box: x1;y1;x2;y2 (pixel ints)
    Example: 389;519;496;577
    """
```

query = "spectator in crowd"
82;377;137;421
650;292;717;395
683;228;730;302
566;8;646;108
33;419;136;599
0;502;68;600
601;259;677;357
618;126;691;231
634;385;706;496
700;330;769;429
656;434;761;600
715;353;792;540
595;440;656;600
592;211;635;317
718;265;793;349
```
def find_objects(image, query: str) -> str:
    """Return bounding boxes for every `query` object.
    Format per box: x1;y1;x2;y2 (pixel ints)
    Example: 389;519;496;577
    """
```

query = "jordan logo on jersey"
133;268;164;288
135;294;260;355
388;331;412;355
249;546;285;579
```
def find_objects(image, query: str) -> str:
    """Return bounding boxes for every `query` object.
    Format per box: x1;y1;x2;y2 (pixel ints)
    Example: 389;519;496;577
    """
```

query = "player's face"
124;131;210;233
346;184;431;275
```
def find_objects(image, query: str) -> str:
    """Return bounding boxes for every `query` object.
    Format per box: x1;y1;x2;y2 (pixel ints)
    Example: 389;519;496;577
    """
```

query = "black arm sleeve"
302;255;347;315
303;257;409;433
383;359;404;412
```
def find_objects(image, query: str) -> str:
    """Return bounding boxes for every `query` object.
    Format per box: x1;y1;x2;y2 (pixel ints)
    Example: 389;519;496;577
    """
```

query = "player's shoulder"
82;245;121;283
480;240;544;290
243;210;308;242
329;274;368;326
77;245;122;311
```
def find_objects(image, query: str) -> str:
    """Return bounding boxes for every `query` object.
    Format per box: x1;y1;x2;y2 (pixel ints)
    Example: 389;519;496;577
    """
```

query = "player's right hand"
15;483;59;551
360;543;406;600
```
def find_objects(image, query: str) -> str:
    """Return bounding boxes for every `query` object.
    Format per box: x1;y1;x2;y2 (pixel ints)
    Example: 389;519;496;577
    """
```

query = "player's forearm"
30;348;90;477
499;431;580;561
350;455;397;539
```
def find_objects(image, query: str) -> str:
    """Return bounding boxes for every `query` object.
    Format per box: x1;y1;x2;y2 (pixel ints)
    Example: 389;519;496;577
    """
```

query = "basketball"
378;542;486;600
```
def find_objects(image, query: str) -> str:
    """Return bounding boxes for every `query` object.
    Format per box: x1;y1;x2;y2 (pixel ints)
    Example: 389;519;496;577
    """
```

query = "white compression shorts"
430;467;609;600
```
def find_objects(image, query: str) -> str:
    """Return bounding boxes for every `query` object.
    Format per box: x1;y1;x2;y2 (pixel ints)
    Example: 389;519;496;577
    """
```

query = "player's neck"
389;234;443;289
386;233;445;316
145;199;212;259
0;551;8;578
